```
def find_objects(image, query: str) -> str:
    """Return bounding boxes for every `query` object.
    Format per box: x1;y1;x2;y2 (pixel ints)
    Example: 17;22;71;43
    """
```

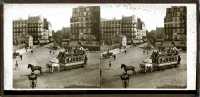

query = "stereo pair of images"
3;3;197;90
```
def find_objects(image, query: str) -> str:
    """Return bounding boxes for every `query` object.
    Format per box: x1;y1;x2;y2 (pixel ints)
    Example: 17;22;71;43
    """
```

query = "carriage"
140;50;181;72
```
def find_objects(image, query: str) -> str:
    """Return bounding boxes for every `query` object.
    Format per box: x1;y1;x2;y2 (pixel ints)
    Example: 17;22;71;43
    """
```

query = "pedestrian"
49;50;51;54
15;60;18;70
26;47;27;52
113;54;116;60
31;50;33;54
20;55;23;60
109;61;112;68
178;55;181;64
124;50;127;54
84;55;88;64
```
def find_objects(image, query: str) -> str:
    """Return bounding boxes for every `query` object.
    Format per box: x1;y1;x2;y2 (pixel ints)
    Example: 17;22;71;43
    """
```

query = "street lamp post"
28;72;38;88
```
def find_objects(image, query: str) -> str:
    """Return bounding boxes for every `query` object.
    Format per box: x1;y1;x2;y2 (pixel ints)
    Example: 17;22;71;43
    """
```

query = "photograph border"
1;0;198;95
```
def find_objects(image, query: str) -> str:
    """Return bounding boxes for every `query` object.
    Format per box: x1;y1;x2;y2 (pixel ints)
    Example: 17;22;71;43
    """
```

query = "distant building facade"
100;16;146;47
27;16;43;44
164;6;187;48
135;18;146;41
101;19;121;46
13;19;28;47
155;27;165;39
62;27;71;39
121;15;137;44
13;16;52;48
28;16;52;44
70;6;100;51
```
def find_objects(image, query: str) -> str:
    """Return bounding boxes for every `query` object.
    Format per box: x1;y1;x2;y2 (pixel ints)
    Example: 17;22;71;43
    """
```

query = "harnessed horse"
28;64;42;74
46;63;60;72
144;63;153;72
121;64;136;74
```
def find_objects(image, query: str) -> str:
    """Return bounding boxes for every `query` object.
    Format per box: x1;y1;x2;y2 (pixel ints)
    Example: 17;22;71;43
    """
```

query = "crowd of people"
57;47;87;64
151;47;180;64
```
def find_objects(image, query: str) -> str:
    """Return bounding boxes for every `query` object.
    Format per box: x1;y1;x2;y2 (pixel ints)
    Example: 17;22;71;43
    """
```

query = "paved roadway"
13;43;100;88
101;44;187;88
13;43;187;89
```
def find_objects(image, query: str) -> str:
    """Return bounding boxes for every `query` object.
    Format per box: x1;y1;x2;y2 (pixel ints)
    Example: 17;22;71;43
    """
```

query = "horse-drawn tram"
140;48;181;73
57;48;88;70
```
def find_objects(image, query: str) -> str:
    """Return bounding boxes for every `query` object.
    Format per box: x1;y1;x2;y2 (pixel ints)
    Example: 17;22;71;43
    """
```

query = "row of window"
101;30;121;32
166;12;186;17
165;17;186;22
71;29;92;33
71;16;94;22
74;7;92;12
165;28;185;33
167;7;186;13
71;22;95;27
165;23;185;28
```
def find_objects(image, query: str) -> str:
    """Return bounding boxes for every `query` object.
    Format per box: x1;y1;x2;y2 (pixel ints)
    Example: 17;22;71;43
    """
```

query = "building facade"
70;6;100;51
13;19;28;47
135;18;146;41
101;19;121;46
27;16;44;44
121;15;137;45
13;16;52;47
164;6;187;48
100;16;146;47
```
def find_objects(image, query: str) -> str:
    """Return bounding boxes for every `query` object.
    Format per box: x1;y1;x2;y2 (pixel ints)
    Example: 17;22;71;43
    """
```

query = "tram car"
57;49;88;70
140;50;181;72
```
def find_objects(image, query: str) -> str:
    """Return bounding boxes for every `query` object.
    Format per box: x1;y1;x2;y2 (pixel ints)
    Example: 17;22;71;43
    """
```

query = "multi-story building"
155;27;165;39
135;18;146;41
164;6;187;48
62;27;71;39
70;6;100;51
27;16;44;44
13;19;28;47
121;15;137;45
13;16;52;47
40;18;53;44
101;19;121;46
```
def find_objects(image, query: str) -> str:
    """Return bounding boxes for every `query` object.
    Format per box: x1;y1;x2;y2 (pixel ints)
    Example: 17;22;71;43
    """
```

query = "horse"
46;63;52;72
121;64;136;74
144;64;153;72
46;63;60;72
28;64;42;74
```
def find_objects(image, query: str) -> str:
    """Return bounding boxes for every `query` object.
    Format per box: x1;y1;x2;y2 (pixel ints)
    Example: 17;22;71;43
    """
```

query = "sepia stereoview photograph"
3;4;196;90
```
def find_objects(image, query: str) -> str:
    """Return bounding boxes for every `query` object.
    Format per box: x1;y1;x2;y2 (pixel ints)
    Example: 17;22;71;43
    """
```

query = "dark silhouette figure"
20;55;23;60
109;61;112;68
120;72;129;88
15;60;18;69
113;54;116;60
178;55;181;64
84;55;88;65
31;50;33;54
124;50;127;54
28;72;37;88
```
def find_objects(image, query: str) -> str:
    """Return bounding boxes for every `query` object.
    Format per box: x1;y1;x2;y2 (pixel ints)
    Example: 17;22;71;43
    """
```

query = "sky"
4;4;194;31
